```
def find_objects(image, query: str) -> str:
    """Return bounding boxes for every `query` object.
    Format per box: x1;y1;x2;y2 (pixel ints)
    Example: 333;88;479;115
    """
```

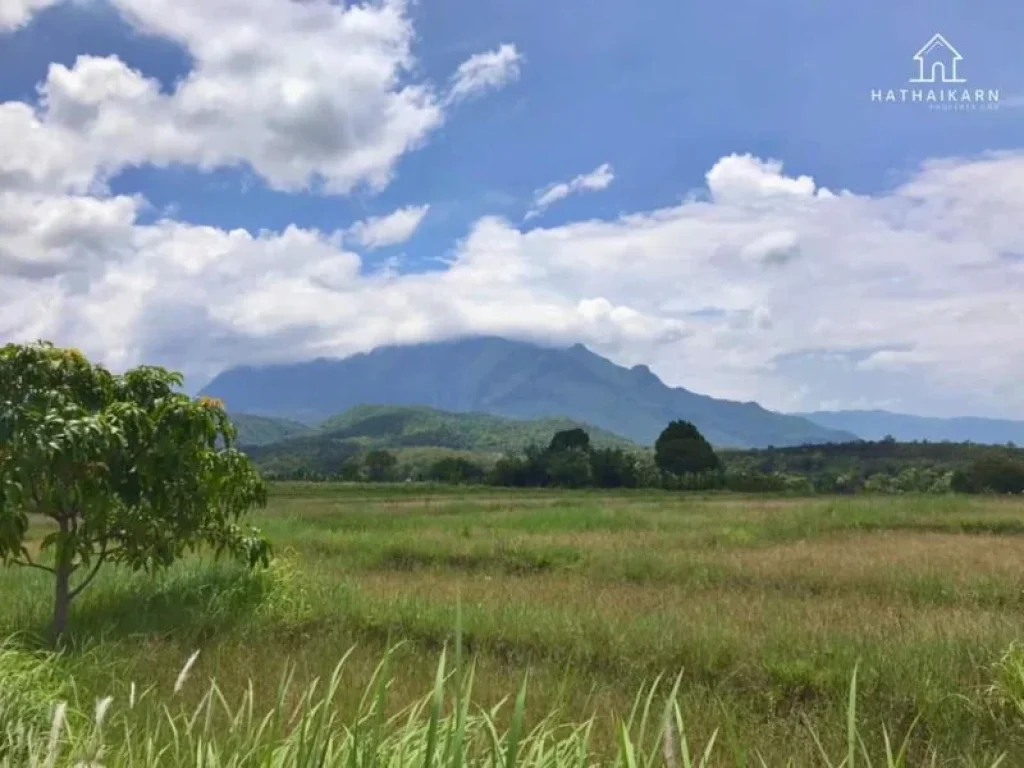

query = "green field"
3;486;1024;765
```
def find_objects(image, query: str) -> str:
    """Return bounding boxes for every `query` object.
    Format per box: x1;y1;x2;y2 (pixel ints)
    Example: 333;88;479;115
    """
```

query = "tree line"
273;425;1024;496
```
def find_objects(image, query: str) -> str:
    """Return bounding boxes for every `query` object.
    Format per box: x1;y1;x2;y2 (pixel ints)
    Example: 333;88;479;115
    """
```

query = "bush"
723;470;810;493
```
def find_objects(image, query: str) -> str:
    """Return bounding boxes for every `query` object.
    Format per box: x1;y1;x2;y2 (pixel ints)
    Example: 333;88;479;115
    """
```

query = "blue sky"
1;0;1022;417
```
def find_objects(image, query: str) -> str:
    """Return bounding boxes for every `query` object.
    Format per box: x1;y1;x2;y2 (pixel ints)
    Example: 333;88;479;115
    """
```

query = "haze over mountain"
797;411;1024;446
201;337;854;448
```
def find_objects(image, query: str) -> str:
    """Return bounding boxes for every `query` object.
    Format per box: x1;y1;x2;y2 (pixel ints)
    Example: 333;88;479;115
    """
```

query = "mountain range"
202;337;854;448
201;336;1022;450
794;410;1024;446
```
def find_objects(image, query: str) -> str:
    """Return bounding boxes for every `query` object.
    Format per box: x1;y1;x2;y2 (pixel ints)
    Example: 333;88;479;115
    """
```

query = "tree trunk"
52;556;72;641
51;519;73;643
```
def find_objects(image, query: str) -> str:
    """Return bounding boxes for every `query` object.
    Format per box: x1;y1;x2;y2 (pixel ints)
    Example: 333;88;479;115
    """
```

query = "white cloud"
446;44;523;105
739;230;800;266
0;190;140;278
0;102;98;193
345;205;430;250
856;348;939;372
3;151;1024;417
525;162;615;219
1;2;1022;417
0;0;59;30
706;153;830;203
0;0;522;195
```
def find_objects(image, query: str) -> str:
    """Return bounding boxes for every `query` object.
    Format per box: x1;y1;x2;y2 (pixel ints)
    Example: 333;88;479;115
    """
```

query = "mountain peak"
200;336;855;448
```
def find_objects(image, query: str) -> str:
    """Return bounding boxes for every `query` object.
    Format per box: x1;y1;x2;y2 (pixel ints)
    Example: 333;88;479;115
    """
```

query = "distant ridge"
234;404;637;477
202;336;856;448
797;410;1024;446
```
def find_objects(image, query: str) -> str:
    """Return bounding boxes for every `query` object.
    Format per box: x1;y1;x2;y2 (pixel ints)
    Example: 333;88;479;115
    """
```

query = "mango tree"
0;342;270;640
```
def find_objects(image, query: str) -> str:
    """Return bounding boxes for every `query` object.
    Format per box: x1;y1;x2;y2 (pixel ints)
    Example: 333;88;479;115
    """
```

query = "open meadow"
3;485;1024;765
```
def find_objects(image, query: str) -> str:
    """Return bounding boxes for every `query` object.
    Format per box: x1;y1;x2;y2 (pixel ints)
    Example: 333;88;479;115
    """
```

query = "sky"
0;0;1022;418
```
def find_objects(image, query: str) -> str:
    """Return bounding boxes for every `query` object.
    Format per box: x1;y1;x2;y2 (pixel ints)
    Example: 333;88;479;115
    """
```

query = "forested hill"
231;404;637;477
229;413;314;446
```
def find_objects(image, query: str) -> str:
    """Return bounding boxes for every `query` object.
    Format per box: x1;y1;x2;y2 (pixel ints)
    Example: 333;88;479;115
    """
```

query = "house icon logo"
869;33;998;110
911;34;966;84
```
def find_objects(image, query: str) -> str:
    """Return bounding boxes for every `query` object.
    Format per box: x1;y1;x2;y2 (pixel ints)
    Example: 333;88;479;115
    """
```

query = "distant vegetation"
236;405;635;480
723;438;1024;495
240;408;1024;495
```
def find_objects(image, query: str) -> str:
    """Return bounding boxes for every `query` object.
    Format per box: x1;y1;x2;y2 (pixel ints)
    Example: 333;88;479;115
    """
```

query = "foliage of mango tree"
0;342;270;640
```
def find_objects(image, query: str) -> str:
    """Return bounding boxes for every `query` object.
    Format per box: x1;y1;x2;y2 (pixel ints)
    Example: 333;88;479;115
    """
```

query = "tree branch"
11;557;55;575
69;542;108;600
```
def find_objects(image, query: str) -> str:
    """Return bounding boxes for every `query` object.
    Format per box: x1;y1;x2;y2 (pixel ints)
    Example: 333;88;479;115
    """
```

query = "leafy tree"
363;449;398;482
489;444;550;487
546;449;593;488
0;342;270;640
548;428;591;454
589;447;639;488
953;457;1024;494
654;420;721;477
428;457;486;485
632;454;663;489
337;456;362;481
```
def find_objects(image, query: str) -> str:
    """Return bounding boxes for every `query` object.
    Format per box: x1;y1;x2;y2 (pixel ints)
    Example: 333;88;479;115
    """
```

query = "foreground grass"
2;487;1024;764
3;637;1021;767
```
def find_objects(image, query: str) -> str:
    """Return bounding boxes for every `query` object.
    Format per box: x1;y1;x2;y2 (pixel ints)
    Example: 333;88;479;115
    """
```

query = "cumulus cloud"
446;44;523;105
706;153;830;204
345;205;430;250
0;0;522;194
525;163;615;220
1;3;1022;417
2;151;1023;417
0;0;59;30
0;190;140;278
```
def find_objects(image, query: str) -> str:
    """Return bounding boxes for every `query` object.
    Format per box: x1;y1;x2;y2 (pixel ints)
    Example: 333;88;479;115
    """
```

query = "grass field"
2;485;1024;765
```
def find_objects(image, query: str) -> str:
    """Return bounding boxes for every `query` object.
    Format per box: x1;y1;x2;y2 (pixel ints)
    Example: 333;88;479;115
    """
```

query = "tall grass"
1;638;1014;767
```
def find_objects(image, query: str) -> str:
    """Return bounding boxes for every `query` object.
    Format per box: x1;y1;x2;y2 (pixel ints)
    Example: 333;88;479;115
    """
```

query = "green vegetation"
723;438;1024;495
245;415;1024;498
230;413;315;446
3;486;1024;764
0;342;270;638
